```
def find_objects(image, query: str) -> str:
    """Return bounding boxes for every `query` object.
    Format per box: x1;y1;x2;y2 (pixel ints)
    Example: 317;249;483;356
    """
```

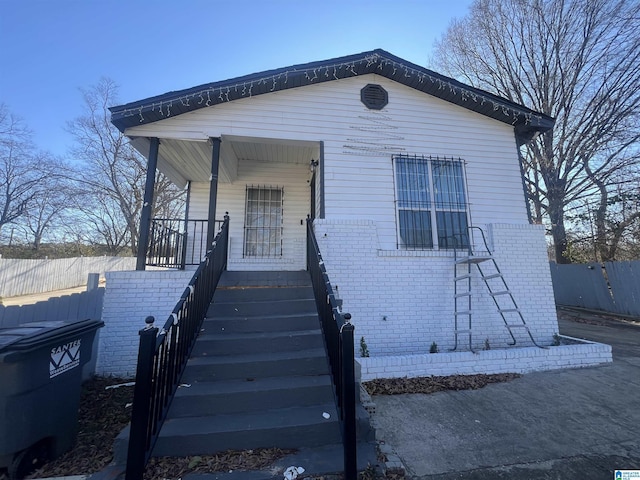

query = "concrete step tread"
160;403;340;436
205;312;319;321
213;297;315;306
201;315;321;334
213;286;315;302
217;271;312;288
187;347;328;366
196;329;322;341
208;299;318;318
174;375;333;397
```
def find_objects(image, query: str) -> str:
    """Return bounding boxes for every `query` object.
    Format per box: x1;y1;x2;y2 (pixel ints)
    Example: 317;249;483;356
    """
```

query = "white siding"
126;74;528;251
190;160;310;270
117;73;563;367
188;181;210;220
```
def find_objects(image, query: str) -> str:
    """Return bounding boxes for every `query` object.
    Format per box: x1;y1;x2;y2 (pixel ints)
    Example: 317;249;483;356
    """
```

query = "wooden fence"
550;261;640;317
0;256;135;297
0;288;105;328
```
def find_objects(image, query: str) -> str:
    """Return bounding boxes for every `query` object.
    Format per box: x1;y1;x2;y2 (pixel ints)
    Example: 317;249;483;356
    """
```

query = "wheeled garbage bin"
0;318;104;479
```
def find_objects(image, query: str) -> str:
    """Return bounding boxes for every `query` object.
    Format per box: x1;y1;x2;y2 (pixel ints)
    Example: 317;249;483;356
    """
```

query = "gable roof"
110;49;554;144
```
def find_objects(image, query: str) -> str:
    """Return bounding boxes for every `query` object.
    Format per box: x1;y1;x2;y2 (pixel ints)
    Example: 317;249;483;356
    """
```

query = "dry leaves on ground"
26;377;134;478
143;448;295;480
363;373;521;396
23;377;293;480
21;373;520;479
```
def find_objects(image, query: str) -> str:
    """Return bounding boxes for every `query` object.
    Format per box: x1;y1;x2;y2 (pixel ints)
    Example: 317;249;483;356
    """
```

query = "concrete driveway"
372;310;640;479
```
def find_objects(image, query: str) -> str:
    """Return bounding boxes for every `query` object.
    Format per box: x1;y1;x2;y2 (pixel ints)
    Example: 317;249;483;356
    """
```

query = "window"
394;155;469;249
244;186;283;257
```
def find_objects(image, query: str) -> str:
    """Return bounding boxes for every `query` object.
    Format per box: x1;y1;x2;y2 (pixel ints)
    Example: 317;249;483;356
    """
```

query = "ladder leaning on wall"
452;226;544;352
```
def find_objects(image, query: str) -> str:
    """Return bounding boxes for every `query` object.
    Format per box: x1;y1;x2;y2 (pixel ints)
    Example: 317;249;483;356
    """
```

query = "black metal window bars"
126;215;229;480
394;155;470;250
306;218;357;480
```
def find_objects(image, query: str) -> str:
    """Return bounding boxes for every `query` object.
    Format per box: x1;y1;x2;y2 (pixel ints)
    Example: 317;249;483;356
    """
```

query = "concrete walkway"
372;310;640;479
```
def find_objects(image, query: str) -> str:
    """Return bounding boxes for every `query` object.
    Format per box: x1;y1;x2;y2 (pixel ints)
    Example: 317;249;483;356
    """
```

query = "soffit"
130;136;319;187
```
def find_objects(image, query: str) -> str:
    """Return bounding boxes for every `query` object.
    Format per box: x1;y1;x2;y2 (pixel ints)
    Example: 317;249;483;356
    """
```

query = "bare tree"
21;165;76;250
67;78;184;255
70;189;132;254
0;104;55;236
593;169;640;261
431;0;640;263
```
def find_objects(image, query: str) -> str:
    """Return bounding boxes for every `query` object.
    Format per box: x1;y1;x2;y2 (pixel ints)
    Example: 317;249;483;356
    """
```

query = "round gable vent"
361;84;388;110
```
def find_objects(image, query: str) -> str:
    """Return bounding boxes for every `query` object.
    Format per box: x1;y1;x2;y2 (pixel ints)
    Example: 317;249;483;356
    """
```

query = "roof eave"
110;49;554;137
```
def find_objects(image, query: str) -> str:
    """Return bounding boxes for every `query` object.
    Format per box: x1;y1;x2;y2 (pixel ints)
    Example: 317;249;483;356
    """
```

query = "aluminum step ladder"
452;226;544;351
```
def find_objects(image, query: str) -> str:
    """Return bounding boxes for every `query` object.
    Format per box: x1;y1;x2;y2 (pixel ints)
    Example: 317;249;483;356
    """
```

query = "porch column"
136;137;160;271
207;137;221;248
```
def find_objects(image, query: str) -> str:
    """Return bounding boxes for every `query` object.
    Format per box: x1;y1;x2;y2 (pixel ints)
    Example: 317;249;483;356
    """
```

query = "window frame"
393;155;470;250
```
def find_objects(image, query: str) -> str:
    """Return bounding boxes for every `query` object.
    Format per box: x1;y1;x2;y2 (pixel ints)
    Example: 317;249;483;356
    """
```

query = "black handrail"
126;215;229;480
306;218;357;480
147;219;225;269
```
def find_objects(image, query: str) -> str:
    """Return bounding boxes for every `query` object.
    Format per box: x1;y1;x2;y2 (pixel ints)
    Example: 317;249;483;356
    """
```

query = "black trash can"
0;318;104;478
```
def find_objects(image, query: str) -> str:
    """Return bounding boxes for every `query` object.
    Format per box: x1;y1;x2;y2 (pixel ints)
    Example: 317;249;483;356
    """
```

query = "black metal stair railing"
125;215;229;480
147;218;225;269
306;218;357;480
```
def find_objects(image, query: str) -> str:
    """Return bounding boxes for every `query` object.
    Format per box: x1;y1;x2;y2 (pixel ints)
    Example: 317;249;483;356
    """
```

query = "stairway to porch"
119;270;376;474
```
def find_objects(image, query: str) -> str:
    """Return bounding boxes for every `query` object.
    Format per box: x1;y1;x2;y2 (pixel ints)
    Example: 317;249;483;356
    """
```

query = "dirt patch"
363;373;521;396
557;307;640;327
557;309;610;326
25;376;134;478
143;448;295;480
20;377;293;480
16;374;519;479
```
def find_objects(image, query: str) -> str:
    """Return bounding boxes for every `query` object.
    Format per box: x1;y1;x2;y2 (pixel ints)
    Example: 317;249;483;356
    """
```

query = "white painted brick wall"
96;270;193;378
314;219;559;357
358;337;612;381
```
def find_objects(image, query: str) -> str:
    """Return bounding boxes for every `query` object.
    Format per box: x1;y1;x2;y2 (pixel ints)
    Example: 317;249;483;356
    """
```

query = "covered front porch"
133;134;322;271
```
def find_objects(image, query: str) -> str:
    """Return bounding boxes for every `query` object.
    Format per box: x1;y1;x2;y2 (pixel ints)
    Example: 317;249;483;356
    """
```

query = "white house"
98;49;611;379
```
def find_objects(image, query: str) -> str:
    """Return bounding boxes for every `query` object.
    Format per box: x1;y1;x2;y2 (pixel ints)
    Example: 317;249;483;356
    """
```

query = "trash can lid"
0;319;104;354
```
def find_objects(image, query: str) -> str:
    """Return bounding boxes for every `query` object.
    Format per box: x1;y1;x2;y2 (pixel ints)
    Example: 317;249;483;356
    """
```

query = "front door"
243;186;284;258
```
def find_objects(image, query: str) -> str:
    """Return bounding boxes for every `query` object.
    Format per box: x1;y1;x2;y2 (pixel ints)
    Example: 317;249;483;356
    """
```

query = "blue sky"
0;0;473;159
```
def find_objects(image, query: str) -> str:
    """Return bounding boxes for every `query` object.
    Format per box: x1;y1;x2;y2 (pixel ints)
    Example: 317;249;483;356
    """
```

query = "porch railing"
126;215;229;480
306;218;357;480
147;218;225;269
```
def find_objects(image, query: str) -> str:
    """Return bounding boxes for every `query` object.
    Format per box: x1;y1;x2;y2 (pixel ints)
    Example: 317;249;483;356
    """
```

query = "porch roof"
109;49;554;144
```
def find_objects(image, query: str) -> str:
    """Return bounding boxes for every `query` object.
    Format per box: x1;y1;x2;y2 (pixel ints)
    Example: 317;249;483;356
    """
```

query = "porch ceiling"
130;136;319;188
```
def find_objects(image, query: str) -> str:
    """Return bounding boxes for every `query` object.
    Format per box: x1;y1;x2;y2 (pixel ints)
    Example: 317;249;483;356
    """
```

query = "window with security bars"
394;155;469;249
243;186;284;257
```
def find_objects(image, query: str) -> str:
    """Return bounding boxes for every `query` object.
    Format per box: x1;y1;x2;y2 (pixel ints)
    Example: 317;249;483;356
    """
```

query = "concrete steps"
181;349;331;382
170;375;335;416
191;329;325;356
153;403;341;457
202;313;321;333
155;271;343;456
115;270;376;474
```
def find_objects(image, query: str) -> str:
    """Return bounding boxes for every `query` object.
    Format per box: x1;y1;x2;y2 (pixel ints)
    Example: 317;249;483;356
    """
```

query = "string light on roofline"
115;52;545;128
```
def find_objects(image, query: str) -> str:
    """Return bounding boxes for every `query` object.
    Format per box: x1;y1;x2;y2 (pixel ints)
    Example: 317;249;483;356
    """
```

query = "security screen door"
243;186;283;257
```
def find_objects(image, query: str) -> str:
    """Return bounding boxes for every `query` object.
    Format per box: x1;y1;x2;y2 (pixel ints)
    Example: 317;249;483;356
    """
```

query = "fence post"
86;273;100;291
126;316;157;480
340;314;357;480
